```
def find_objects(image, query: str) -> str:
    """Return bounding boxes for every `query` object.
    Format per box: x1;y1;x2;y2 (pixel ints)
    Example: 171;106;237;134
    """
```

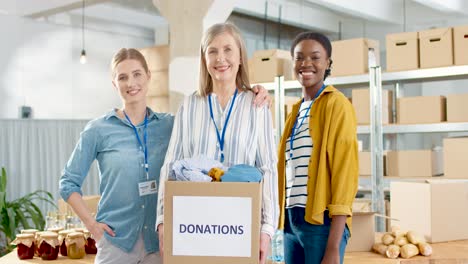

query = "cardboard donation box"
346;212;375;252
331;38;379;77
397;96;446;124
391;180;468;242
419;27;453;68
454;25;468;65
163;181;261;264
443;137;468;178
249;49;294;83
386;31;419;71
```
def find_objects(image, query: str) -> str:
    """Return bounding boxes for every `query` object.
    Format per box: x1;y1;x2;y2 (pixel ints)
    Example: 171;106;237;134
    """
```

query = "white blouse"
156;90;279;237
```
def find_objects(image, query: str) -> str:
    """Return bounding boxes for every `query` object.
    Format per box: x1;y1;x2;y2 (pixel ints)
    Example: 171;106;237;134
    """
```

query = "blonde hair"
198;22;251;97
111;48;149;78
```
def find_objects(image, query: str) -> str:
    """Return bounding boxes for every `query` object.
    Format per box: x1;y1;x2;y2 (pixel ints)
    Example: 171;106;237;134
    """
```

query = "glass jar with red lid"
83;230;97;254
11;234;35;259
38;231;59;260
20;229;39;257
34;231;47;257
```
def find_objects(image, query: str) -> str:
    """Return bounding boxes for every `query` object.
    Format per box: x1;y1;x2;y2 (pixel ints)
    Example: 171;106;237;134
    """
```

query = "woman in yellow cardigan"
277;32;358;264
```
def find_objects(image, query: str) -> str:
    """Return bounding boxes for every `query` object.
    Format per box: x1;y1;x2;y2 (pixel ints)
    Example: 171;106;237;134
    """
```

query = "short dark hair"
290;32;333;80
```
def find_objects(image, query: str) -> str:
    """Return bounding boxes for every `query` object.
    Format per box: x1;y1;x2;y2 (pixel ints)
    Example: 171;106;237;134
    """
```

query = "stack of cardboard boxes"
391;180;468;243
386;25;468;71
352;25;468;247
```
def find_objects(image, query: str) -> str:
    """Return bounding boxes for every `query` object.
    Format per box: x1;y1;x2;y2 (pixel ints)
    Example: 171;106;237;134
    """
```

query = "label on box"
172;196;252;257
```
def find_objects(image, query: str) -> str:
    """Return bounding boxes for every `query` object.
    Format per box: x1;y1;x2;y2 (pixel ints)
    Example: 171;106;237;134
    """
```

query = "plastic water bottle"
269;230;284;262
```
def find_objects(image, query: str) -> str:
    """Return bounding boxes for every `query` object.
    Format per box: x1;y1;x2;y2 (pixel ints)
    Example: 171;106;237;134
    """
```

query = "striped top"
156;90;279;237
285;100;314;209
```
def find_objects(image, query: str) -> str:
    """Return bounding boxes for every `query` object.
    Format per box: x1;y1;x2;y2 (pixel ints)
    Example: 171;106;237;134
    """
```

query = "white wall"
0;14;154;119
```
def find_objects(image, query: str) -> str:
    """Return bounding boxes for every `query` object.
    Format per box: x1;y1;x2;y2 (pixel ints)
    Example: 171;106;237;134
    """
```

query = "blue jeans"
283;207;350;264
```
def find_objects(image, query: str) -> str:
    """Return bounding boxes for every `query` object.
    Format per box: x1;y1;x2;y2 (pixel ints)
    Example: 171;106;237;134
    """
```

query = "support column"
152;0;236;112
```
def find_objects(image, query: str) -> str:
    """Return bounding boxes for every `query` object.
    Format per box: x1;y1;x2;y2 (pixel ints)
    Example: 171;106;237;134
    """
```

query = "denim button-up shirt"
59;108;174;253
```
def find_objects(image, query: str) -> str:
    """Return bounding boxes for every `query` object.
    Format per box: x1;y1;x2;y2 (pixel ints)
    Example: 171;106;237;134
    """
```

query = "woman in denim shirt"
59;48;171;264
59;48;270;264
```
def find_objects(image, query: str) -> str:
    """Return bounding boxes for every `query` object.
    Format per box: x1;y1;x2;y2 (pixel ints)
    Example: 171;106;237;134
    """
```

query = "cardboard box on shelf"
58;195;100;216
359;151;371;176
352;88;393;125
163;181;261;264
331;38;379;77
454;25;468;66
147;70;168;97
391;180;468;243
386;31;419;72
359;151;388;176
419;27;453;68
447;93;468;122
249;49;294;84
139;45;170;71
397;96;446;124
443;137;468;178
386;149;443;177
346;212;375;252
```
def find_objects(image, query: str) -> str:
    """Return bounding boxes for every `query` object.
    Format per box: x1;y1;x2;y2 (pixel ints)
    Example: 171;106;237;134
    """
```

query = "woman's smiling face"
293;39;330;89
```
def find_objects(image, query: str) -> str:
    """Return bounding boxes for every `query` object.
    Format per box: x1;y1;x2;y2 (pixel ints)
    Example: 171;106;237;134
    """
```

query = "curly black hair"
290;32;333;80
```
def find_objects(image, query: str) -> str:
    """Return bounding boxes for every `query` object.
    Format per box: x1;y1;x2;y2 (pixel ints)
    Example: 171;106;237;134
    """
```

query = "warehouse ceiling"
0;0;467;32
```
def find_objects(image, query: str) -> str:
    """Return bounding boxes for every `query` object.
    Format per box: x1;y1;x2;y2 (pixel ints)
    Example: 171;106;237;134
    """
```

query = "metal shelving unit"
301;64;468;87
262;63;468;232
382;65;468;83
357;122;468;134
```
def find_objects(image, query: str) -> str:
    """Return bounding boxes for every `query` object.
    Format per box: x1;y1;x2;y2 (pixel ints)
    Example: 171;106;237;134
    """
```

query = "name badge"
138;180;157;196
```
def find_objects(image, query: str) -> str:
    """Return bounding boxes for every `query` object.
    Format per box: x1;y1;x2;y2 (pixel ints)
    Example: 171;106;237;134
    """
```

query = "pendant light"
80;0;87;64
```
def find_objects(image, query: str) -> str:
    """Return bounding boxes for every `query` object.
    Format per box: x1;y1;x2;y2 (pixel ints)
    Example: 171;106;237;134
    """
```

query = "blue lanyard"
208;89;238;163
289;84;326;161
123;110;149;179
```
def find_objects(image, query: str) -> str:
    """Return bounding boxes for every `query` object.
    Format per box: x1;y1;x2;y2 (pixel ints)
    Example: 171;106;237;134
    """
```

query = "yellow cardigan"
277;85;359;233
